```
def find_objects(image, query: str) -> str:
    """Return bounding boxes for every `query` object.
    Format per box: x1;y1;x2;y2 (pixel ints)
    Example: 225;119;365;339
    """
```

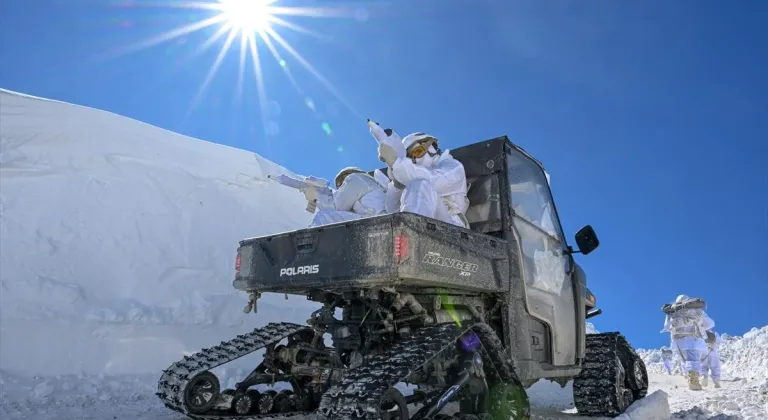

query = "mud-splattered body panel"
233;212;508;294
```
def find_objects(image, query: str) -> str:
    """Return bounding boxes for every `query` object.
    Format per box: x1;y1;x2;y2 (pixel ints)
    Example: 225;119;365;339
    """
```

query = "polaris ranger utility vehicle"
157;136;648;420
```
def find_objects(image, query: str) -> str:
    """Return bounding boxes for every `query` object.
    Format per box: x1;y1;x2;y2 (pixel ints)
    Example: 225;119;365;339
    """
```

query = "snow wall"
0;89;319;376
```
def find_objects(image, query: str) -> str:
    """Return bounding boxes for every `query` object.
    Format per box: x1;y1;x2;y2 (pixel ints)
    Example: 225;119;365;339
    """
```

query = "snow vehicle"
156;136;648;419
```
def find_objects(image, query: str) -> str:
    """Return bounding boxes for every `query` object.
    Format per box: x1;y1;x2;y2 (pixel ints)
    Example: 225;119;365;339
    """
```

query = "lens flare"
304;97;315;111
102;0;367;133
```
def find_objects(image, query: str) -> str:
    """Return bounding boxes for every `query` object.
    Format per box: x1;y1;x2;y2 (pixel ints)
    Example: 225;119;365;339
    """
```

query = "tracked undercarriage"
158;291;531;420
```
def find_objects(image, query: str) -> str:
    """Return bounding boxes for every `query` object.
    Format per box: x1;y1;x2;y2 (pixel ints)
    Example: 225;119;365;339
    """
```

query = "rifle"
661;297;706;314
268;174;332;213
367;120;406;158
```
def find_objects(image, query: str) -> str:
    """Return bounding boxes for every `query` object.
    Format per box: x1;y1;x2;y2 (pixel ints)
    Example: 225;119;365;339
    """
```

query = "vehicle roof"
369;135;547;178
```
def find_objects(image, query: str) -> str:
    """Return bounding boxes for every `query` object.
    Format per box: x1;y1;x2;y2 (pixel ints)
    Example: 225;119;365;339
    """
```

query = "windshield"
507;148;564;241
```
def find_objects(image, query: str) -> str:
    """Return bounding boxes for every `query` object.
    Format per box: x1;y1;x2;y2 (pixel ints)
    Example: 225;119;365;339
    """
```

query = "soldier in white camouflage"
661;294;715;390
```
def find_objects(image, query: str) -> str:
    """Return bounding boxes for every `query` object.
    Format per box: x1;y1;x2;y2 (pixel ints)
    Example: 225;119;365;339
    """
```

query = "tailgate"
233;215;396;292
393;214;509;293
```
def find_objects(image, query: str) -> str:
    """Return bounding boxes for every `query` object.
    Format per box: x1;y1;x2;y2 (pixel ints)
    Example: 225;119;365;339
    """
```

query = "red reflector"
394;233;408;264
235;254;241;272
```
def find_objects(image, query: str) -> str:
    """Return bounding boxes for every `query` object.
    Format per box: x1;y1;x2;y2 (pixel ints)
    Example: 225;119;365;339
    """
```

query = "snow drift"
0;89;318;376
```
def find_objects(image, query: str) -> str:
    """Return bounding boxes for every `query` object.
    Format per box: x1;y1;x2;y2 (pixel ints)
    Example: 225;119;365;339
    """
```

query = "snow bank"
617;390;671;420
0;89;318;376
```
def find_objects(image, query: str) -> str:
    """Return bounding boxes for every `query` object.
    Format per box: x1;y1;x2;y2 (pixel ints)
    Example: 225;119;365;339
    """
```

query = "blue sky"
1;0;766;349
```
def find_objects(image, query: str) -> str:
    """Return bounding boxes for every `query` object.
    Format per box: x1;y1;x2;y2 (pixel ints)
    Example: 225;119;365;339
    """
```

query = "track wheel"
256;390;277;414
610;354;633;413
487;381;531;420
183;371;220;414
376;388;408;420
626;353;649;399
246;389;262;405
232;392;255;415
274;390;294;412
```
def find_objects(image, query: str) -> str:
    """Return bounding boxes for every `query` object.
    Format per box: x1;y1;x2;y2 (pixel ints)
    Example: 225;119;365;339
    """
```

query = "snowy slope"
0;88;318;377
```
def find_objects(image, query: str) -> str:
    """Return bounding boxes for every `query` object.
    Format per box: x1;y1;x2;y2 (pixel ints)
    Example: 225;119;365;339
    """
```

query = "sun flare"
217;0;276;34
108;0;367;132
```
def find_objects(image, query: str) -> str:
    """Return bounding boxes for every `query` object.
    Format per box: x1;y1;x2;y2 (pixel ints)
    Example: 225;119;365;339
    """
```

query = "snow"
0;89;765;419
0;88;319;378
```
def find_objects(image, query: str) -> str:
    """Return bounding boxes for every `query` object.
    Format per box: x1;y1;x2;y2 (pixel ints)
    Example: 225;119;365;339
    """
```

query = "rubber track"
572;332;635;417
469;323;521;386
156;322;313;420
318;322;520;420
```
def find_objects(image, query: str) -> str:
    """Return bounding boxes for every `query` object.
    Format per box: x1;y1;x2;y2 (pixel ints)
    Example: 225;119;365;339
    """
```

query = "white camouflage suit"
308;167;387;227
661;347;674;375
382;132;469;228
700;330;722;386
661;347;686;377
662;295;715;376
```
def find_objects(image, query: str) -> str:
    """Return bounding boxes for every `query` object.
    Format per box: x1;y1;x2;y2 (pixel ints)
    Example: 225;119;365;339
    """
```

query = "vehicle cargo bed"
233;212;509;294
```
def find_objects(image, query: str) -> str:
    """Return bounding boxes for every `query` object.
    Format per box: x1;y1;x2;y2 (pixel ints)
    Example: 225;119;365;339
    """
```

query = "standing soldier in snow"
700;329;722;388
660;347;685;376
661;294;715;390
661;347;674;375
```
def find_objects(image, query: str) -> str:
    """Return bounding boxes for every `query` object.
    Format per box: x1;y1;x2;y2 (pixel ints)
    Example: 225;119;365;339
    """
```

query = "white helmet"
401;132;441;165
334;166;365;188
402;132;439;149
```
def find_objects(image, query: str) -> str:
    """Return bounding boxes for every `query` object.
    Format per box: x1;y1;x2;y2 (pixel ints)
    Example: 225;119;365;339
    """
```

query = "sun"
106;0;369;132
217;0;276;34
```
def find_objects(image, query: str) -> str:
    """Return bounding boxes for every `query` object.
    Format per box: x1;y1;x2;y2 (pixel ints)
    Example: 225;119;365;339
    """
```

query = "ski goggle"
406;138;437;159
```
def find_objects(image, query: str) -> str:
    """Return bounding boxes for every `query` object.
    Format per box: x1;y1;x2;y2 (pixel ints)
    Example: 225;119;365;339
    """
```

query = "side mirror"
574;225;599;255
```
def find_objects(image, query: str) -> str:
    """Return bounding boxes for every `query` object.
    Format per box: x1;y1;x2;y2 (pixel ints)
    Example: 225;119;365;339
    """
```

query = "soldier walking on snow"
661;294;715;390
661;347;675;375
700;329;722;388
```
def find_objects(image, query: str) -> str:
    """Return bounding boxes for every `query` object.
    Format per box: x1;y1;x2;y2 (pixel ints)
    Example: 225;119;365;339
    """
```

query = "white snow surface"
0;90;765;419
0;88;318;377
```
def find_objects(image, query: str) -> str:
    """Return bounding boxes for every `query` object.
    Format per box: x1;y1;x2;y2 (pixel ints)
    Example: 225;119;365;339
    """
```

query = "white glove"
378;144;398;166
367;120;405;157
302;187;319;203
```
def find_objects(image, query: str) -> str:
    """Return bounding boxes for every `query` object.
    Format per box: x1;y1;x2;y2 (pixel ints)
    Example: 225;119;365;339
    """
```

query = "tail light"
235;253;241;272
394;232;409;264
